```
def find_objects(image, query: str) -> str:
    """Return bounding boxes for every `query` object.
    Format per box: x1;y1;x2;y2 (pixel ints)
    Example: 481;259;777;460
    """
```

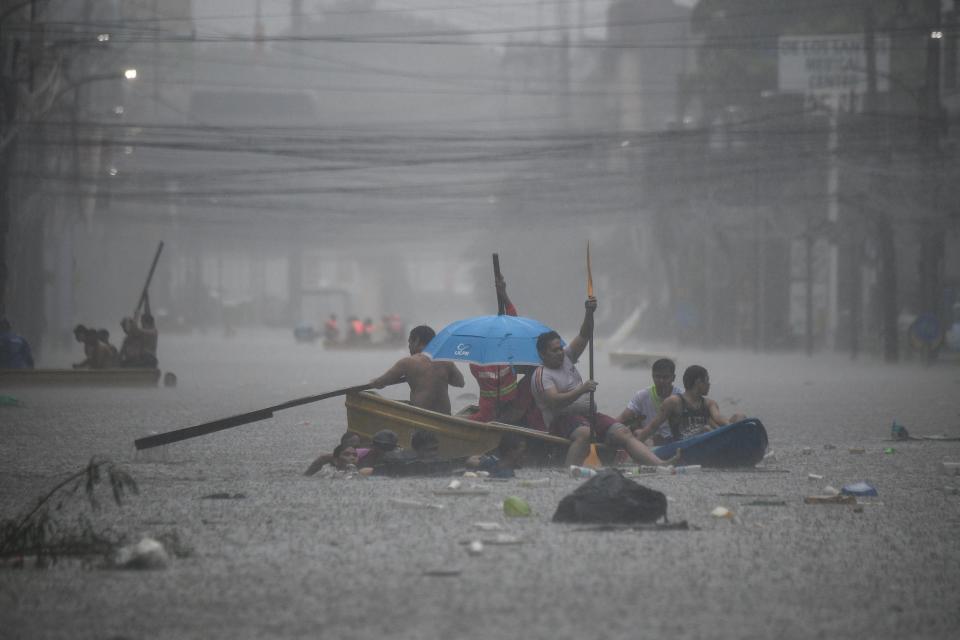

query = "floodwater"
2;330;959;639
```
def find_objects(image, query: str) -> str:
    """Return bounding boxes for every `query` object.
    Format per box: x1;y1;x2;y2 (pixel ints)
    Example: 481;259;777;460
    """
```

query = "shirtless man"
634;364;746;445
370;325;465;414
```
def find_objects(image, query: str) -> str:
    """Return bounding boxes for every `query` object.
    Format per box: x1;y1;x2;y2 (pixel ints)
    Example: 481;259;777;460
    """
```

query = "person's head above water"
331;444;358;470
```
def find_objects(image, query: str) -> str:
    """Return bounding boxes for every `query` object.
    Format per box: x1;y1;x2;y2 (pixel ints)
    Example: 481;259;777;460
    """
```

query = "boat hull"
0;368;161;388
652;419;768;468
345;391;569;462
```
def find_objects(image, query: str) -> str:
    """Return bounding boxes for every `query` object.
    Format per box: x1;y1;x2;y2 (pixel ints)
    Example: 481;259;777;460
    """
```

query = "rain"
1;2;959;639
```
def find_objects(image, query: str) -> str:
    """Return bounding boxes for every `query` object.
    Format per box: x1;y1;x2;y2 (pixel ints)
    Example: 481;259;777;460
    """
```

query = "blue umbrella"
422;315;561;366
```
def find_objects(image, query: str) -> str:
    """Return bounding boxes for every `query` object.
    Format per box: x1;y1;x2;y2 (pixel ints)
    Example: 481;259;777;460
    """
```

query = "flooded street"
2;331;959;639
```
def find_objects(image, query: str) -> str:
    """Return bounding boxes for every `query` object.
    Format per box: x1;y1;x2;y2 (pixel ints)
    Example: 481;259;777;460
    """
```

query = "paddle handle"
134;241;164;319
134;382;379;450
493;253;505;315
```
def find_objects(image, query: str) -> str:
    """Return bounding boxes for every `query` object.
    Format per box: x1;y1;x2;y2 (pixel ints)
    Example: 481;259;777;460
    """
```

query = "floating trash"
113;537;169;570
466;540;484;556
841;481;878;497
848;448;866;454
711;506;734;519
390;498;444;510
473;521;503;531
503;496;531;517
808;473;824;480
804;494;856;505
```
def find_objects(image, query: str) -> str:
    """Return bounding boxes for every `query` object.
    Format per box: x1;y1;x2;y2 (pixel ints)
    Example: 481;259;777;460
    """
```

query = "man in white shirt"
617;358;684;445
531;296;680;467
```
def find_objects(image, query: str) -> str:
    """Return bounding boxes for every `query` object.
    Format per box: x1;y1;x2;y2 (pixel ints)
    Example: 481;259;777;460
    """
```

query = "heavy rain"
1;2;959;639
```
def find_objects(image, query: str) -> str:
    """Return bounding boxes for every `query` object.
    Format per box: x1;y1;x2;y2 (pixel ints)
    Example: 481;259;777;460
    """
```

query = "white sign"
778;34;890;96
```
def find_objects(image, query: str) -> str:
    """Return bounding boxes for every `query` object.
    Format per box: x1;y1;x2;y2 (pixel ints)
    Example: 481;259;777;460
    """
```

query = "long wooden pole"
586;241;595;425
133;241;164;318
493;253;505;315
134;381;397;450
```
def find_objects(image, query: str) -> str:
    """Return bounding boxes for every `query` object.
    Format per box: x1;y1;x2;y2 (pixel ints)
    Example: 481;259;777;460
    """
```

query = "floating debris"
804;494;856;505
711;506;734;519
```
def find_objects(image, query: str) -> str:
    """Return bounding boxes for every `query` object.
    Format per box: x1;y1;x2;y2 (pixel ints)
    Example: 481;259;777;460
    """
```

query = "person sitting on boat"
77;328;118;369
634;365;746;446
347;316;364;344
119;296;159;369
323;314;340;344
466;432;526;478
72;324;93;368
97;328;120;365
616;358;684;445
467;274;545;430
370;325;465;415
0;318;34;369
312;443;362;479
531;295;680;468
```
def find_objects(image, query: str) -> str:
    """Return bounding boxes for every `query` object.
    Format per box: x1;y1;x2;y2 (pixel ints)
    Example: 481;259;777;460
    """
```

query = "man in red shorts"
531;295;680;467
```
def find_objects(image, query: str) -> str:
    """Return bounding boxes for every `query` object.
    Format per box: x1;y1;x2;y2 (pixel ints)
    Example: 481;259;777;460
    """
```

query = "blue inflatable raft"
652;418;768;468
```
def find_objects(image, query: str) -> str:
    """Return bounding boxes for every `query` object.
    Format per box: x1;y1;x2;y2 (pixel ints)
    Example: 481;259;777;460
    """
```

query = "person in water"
370;325;464;415
466;432;527;478
634;365;746;445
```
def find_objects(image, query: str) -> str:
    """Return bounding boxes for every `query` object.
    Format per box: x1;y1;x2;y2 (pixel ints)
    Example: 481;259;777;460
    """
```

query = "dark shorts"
549;412;623;443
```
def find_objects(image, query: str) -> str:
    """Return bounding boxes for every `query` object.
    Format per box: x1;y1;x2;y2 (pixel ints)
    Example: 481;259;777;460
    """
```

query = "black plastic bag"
552;470;667;524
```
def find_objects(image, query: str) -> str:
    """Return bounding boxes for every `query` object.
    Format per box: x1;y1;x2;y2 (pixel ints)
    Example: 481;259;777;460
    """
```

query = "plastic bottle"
673;465;702;475
570;465;598;478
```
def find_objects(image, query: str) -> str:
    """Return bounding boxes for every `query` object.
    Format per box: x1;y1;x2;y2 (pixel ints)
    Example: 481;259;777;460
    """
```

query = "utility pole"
919;0;945;364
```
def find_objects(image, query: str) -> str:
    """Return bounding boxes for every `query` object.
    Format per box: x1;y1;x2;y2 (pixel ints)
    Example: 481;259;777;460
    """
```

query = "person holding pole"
120;292;159;368
530;295;680;467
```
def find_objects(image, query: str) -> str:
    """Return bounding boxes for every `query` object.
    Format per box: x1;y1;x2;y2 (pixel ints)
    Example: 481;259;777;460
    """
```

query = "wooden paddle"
586;241;596;425
134;381;396;450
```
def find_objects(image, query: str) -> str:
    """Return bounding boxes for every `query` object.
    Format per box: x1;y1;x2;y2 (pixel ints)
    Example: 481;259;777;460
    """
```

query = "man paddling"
530;296;679;467
370;325;465;415
634;364;746;445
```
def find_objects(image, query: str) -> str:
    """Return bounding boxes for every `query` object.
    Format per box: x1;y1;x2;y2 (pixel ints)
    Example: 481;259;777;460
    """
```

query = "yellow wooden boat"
0;368;162;388
344;391;570;461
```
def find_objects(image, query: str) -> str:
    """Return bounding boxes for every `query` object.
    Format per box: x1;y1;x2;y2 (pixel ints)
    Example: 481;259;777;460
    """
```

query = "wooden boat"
650;419;768;468
608;351;673;368
0;368;162;388
344;391;570;462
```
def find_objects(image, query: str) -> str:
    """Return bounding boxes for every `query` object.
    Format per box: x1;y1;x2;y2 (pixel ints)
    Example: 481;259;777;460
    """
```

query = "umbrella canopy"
423;315;560;366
